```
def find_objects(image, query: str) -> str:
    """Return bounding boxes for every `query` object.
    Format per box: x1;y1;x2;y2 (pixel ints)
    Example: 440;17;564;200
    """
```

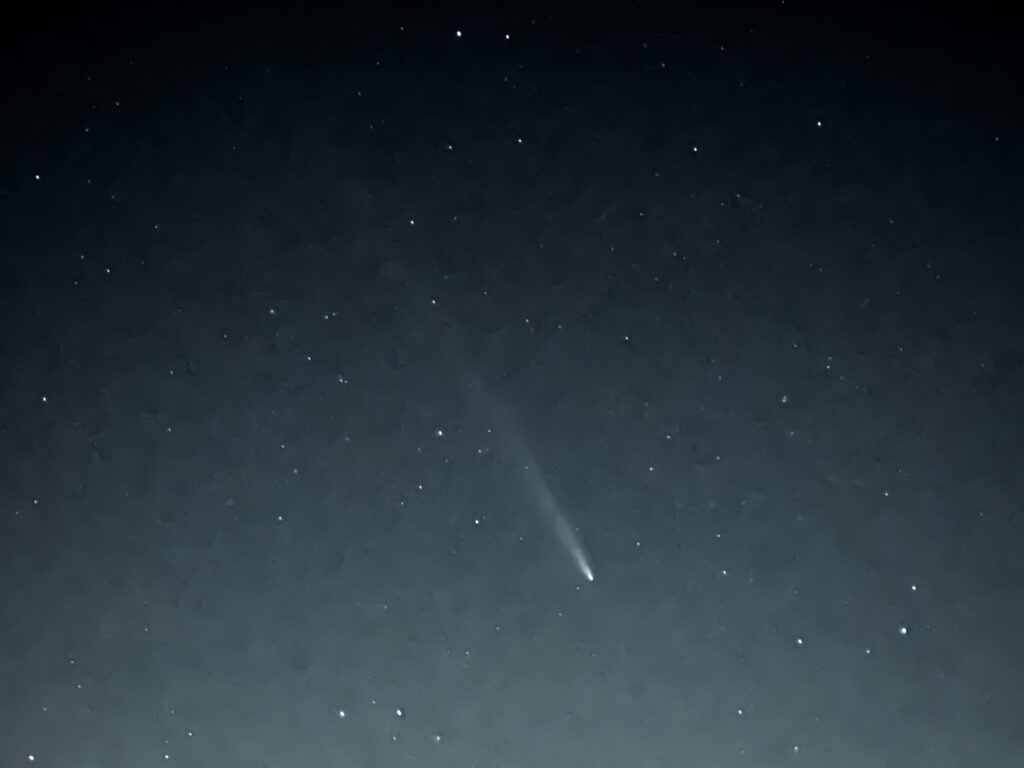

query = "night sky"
1;4;1022;767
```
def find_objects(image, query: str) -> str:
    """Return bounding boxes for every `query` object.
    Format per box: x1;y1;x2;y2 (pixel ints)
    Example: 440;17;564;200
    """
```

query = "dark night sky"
1;3;1022;767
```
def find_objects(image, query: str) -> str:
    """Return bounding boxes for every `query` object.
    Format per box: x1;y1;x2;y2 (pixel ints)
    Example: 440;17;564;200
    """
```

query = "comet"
519;455;595;583
459;365;595;584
